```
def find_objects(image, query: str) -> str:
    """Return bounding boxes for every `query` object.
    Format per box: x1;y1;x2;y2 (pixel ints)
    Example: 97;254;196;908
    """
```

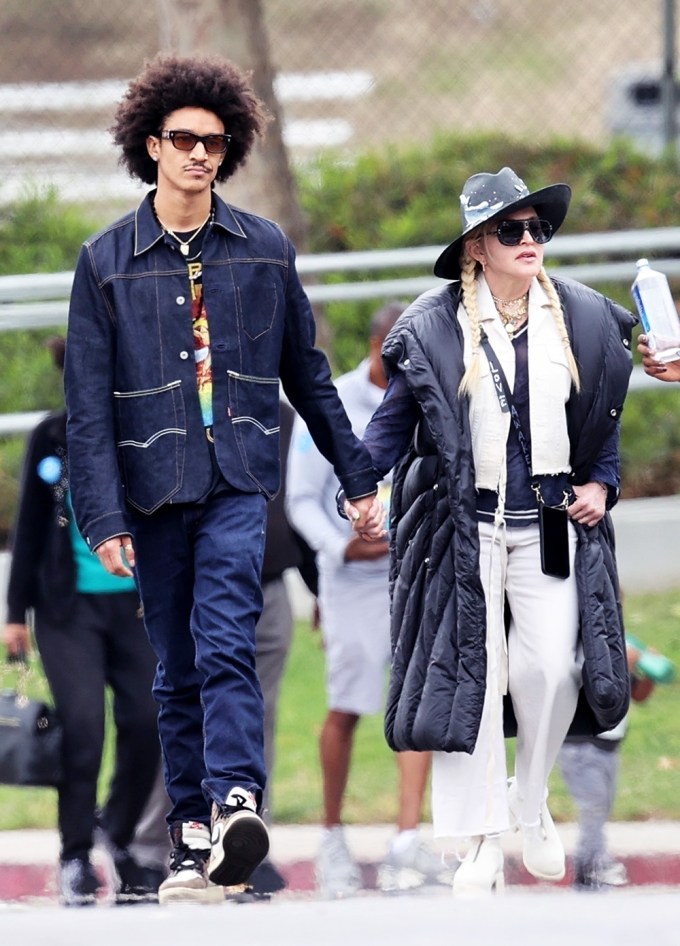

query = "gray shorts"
319;569;391;716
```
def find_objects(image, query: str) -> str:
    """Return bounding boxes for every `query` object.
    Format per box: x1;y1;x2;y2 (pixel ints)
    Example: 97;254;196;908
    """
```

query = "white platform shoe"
508;777;565;881
452;835;504;897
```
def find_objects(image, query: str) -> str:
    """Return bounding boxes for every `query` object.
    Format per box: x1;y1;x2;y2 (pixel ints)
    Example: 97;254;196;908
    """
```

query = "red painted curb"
2;854;679;902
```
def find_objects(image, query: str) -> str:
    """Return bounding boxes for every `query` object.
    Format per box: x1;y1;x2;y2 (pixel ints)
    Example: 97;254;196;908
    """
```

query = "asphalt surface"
2;888;680;946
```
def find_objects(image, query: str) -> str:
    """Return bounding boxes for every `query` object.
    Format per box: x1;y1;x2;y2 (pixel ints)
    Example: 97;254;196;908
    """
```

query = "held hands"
343;493;387;541
344;533;390;562
638;334;680;382
567;482;607;528
95;535;136;577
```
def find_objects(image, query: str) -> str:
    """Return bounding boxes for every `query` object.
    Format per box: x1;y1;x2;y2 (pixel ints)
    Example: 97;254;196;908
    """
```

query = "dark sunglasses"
491;218;553;246
158;130;232;154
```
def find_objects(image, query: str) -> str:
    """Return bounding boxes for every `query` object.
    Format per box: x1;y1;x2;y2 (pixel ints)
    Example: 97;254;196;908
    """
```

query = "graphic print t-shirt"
188;257;213;428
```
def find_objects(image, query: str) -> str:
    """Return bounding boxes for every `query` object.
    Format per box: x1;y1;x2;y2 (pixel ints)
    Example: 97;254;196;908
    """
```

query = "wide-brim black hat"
434;167;572;280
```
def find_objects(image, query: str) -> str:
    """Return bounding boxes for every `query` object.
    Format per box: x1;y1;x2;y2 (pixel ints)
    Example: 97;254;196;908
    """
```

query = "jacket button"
176;296;186;305
402;358;410;366
179;350;189;360
433;483;439;491
623;338;630;348
610;408;617;416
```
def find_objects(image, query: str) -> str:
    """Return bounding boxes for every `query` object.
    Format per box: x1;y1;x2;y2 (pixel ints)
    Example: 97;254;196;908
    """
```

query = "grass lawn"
1;587;679;831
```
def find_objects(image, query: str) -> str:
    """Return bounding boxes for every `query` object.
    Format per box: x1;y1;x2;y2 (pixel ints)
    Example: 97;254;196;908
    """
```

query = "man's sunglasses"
158;130;232;154
490;218;553;246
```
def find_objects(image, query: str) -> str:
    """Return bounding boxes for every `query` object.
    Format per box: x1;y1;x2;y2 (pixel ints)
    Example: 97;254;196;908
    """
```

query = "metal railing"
1;226;679;434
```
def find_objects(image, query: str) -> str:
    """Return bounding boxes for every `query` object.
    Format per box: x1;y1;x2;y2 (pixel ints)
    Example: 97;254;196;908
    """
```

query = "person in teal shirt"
4;337;162;907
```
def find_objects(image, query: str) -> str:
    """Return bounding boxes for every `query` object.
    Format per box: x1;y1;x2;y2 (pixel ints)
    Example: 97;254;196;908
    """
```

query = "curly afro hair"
111;53;267;185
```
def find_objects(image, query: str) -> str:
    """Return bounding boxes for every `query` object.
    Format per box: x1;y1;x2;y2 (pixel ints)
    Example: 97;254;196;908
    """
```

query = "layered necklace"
155;208;212;256
491;291;529;339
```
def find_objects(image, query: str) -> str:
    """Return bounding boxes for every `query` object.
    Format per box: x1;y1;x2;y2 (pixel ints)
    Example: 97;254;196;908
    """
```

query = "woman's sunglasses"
490;218;553;246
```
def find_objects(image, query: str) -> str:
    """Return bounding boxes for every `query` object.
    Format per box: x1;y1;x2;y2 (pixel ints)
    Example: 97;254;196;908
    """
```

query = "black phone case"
538;503;570;579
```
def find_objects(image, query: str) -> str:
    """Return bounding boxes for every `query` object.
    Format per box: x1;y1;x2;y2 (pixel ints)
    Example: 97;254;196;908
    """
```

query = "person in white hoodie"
287;301;449;898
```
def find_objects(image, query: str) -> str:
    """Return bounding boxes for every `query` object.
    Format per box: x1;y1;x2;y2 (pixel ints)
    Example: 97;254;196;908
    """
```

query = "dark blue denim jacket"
65;191;377;550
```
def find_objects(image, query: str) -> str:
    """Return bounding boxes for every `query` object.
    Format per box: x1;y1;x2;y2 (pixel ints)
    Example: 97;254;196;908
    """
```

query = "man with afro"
64;54;383;904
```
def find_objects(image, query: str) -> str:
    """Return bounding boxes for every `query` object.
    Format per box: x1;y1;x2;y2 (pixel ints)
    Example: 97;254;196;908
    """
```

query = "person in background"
351;167;635;896
248;399;318;897
3;337;162;907
287;301;449;898
559;637;663;890
63;54;382;905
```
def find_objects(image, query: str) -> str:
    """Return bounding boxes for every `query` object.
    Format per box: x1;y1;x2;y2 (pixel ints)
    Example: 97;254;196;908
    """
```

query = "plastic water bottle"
631;258;680;362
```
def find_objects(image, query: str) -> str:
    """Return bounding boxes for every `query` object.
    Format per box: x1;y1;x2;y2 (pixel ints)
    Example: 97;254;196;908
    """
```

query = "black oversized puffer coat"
382;275;637;754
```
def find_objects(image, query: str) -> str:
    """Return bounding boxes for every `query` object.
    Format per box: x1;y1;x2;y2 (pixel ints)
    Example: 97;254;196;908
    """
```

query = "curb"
2;853;680;903
3;822;680;903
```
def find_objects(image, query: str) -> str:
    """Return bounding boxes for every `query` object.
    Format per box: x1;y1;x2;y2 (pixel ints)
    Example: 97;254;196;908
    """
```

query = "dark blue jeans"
130;487;267;826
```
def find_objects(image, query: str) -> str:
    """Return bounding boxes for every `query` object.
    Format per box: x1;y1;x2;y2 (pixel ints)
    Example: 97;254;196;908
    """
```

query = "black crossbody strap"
478;330;534;481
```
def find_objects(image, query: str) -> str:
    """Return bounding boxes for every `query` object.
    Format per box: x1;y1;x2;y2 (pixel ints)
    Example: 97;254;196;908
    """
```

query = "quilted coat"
382;275;637;754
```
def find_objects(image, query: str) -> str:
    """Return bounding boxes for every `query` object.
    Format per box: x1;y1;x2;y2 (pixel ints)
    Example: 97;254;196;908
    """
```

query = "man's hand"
3;623;31;659
343;494;386;541
94;535;136;577
638;335;680;382
567;482;607;528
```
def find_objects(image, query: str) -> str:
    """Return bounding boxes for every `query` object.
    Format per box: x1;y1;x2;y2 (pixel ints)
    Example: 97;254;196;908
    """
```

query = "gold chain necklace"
491;291;529;338
158;212;211;256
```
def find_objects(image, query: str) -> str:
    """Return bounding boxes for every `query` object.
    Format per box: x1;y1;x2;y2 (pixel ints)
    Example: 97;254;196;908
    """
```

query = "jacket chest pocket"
231;263;282;340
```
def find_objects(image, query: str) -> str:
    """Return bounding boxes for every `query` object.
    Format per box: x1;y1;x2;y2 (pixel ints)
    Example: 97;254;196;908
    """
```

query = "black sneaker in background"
208;788;269;887
114;850;164;904
248;857;287;895
59;856;102;907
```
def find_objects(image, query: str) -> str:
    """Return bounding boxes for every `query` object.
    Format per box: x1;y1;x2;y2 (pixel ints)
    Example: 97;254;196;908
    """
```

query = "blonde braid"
458;251;484;397
537;268;580;391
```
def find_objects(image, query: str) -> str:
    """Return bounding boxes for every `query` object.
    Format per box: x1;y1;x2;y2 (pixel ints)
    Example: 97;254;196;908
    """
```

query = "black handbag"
0;661;64;787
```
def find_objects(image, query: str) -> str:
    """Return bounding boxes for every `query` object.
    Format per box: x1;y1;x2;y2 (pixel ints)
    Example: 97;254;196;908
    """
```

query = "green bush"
0;188;101;542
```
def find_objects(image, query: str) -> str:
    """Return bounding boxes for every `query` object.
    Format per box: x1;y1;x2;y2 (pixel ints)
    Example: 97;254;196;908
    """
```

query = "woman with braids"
65;54;382;905
350;167;636;896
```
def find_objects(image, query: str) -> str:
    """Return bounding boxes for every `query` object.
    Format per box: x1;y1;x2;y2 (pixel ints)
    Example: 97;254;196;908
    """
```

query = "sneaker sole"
158;883;224;905
208;811;270;887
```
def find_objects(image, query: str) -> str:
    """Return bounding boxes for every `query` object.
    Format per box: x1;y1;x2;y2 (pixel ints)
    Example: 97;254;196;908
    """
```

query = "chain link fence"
0;0;678;213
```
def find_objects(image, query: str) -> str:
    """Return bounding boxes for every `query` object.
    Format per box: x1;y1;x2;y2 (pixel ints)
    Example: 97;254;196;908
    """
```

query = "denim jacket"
65;191;377;550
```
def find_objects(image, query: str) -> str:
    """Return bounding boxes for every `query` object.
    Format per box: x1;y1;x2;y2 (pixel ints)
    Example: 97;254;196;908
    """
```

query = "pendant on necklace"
179;244;189;256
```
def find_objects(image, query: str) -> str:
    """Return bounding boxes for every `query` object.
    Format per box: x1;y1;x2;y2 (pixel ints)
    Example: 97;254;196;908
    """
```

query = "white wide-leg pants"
432;521;582;839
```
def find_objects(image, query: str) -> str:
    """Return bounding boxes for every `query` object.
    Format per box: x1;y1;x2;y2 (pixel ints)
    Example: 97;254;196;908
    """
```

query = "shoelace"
169;844;208;873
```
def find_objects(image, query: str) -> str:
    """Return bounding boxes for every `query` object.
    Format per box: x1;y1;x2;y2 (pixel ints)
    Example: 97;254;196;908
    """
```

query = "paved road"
1;889;679;946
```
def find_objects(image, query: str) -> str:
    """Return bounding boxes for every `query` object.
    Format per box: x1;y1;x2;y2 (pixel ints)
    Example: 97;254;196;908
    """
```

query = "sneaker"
59;856;102;907
207;788;270;888
595;859;629;887
113;850;164;904
96;829;164;905
378;834;456;891
316;826;362;899
158;822;224;905
574;857;628;890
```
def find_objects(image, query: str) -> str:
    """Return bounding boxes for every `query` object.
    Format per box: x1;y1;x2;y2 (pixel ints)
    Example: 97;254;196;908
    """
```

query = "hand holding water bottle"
634;259;680;381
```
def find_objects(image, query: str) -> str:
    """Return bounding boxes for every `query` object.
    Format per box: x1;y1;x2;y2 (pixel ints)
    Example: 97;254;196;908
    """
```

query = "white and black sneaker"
207;787;269;888
158;822;224;905
59;856;102;907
